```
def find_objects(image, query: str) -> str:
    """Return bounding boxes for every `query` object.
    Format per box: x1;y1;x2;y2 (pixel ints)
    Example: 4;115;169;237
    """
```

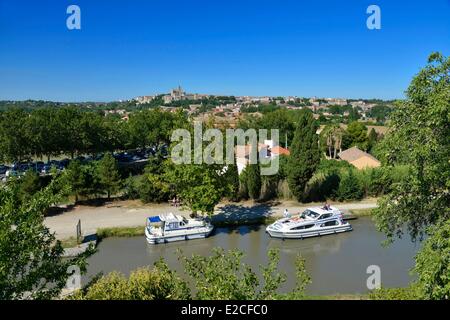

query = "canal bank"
82;216;421;296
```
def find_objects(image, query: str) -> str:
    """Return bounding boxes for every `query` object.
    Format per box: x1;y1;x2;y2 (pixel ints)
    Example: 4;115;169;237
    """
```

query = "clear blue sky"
0;0;449;101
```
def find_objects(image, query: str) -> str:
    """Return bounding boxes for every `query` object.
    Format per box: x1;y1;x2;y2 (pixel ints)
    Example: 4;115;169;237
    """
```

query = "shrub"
336;170;363;201
139;174;171;203
72;260;190;300
304;171;340;202
123;174;140;200
369;286;421;300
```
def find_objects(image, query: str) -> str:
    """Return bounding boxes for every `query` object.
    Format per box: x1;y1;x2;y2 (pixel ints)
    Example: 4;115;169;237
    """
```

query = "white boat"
145;213;214;244
266;206;352;239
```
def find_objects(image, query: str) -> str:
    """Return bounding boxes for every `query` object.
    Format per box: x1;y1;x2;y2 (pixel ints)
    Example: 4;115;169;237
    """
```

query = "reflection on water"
84;217;421;295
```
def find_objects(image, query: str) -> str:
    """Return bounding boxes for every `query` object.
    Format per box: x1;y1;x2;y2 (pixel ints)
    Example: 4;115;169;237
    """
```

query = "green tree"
0;108;31;162
19;170;42;199
373;53;449;299
347;107;360;122
0;179;93;299
64;160;86;202
413;220;450;299
345;121;368;150
225;164;240;201
139;173;171;203
367;128;378;152
71;248;310;300
97;153;121;200
336;170;363;201
179;248;309;300
287;110;320;201
71;260;190;300
165;163;226;216
246;163;261;200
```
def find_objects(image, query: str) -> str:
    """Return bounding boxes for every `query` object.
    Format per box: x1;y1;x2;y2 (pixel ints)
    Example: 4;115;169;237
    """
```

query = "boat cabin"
147;213;189;232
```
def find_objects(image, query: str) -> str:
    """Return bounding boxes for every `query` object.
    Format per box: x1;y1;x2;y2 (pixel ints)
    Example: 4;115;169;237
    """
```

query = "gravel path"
44;199;378;240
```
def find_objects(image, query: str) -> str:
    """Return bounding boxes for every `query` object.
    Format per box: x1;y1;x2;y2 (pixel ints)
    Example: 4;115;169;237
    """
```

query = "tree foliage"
97;152;121;199
0;179;93;299
287;110;320;201
246;163;261;200
71;260;190;300
373;52;450;242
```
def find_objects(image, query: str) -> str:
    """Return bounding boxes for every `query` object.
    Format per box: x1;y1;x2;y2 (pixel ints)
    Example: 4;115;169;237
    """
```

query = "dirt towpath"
44;199;378;240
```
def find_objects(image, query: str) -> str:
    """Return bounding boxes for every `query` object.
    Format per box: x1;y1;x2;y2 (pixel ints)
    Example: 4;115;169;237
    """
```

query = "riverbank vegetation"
0;178;94;299
96;226;145;239
69;248;311;300
372;52;450;300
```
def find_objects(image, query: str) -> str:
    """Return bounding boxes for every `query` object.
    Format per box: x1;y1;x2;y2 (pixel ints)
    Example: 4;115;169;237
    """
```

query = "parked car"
0;165;10;175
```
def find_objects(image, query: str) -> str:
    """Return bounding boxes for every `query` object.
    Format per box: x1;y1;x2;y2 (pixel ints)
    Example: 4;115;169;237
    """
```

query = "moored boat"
266;206;352;239
145;213;214;244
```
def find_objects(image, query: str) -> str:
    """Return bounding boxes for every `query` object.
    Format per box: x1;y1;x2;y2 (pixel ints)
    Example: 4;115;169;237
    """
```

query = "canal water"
84;217;421;295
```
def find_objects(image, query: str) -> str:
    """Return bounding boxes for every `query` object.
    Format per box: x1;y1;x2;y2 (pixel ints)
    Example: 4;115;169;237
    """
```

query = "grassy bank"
59;237;80;248
96;226;145;239
349;208;374;217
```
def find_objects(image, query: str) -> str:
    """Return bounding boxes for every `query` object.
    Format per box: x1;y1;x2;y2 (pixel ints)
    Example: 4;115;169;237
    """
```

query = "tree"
71;260;190;300
28;108;59;161
287;110;320;201
139;173;171;203
336;170;363;201
0;108;31;162
246;163;261;200
165;163;226;216
71;248;310;300
64;160;86;202
320;124;344;159
19;169;42;199
347;107;360;122
373;53;449;299
97;152;121;200
373;52;449;241
179;248;309;300
344;121;368;150
225;164;240;201
413;220;450;299
367;128;378;152
0;179;93;299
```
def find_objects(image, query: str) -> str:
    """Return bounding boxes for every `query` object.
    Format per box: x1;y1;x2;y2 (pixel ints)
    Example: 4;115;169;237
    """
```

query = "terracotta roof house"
338;146;381;170
271;145;290;157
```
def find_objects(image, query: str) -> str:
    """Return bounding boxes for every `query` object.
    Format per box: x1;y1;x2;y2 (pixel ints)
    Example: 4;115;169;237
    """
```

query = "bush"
336;170;363;201
413;219;450;300
139;174;171;203
123;174;140;200
72;260;190;300
18;169;42;199
304;171;340;202
369;286;421;300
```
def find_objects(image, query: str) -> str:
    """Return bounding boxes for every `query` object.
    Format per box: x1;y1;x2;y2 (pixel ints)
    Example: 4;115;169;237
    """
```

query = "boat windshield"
301;210;320;219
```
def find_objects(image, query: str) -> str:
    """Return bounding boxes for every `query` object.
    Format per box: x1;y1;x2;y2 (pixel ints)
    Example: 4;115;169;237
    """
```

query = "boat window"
291;224;314;230
167;222;179;229
321;220;338;227
318;213;332;220
303;210;319;219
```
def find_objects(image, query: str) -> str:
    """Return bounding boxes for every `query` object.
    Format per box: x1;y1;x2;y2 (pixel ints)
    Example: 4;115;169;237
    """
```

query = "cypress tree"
287;110;320;202
226;164;240;201
246;163;261;200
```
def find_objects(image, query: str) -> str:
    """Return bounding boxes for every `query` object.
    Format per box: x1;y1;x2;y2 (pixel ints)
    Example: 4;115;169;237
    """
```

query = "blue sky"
0;0;449;101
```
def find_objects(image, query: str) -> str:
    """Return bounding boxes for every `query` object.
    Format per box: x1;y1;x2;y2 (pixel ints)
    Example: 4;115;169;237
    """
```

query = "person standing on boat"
283;208;291;218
